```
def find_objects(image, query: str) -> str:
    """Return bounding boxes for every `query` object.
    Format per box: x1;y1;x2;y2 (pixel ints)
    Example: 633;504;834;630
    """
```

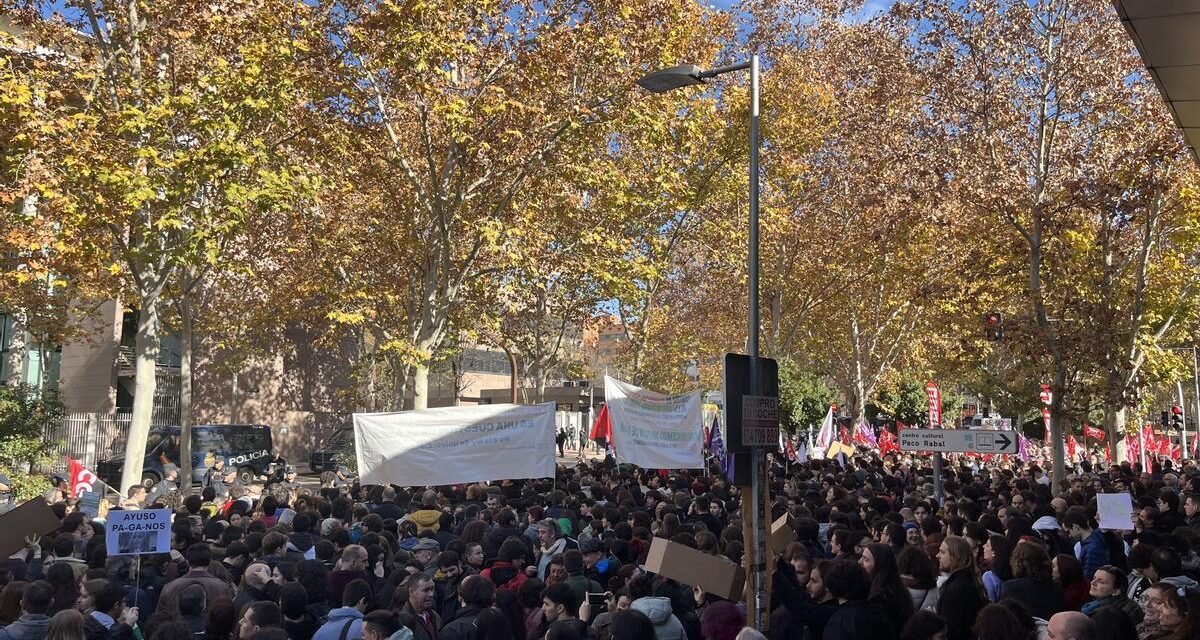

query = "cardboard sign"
1097;493;1134;531
0;499;62;558
105;509;172;556
768;514;797;555
78;489;103;519
644;536;746;601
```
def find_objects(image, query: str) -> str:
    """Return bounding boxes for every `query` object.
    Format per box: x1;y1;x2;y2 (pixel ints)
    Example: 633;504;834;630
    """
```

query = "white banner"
353;404;557;486
604;376;704;469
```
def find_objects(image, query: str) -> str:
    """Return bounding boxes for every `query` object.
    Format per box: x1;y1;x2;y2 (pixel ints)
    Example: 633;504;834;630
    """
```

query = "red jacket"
481;561;529;592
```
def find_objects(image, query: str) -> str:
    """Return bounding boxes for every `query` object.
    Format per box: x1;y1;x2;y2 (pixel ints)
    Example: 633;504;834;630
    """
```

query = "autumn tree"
4;0;315;490
912;0;1200;480
297;0;732;409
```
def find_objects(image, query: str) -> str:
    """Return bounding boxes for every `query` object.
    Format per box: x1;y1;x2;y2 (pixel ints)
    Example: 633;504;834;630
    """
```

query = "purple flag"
854;419;878;448
707;416;731;481
1017;433;1029;462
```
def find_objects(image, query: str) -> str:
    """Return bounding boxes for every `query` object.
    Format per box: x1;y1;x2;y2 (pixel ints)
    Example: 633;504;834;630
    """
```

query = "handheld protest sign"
105;509;172;556
0;499;61;558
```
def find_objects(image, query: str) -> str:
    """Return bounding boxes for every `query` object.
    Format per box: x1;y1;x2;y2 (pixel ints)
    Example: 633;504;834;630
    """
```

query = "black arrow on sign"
996;432;1013;452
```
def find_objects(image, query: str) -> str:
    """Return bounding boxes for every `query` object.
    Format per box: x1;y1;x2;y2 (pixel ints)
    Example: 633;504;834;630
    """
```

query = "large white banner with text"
354;404;557;486
604;376;704;469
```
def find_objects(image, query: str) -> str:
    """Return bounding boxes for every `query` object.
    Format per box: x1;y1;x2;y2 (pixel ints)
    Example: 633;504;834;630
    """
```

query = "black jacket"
372;502;406;521
83;615;134;640
821;600;890;640
1000;577;1066;621
439;606;482;640
484;526;522;560
937;569;986;640
774;562;839;640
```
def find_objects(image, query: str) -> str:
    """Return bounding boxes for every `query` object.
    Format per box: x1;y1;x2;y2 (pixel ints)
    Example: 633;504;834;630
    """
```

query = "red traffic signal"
1172;405;1182;415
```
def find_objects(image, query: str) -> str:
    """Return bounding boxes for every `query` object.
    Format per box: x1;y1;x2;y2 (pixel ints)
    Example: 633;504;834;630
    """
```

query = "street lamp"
637;56;765;629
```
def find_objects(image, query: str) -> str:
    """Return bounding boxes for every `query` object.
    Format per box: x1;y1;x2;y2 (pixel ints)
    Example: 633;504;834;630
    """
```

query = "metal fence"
43;404;180;473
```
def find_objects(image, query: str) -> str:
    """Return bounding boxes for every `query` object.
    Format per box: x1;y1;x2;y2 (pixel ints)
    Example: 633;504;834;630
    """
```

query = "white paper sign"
105;509;172;556
604;376;704;470
1097;493;1134;531
353;404;557;486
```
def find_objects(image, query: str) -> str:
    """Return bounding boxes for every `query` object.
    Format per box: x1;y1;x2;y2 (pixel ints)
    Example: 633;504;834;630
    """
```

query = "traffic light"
984;312;1004;341
1171;405;1184;431
1161;410;1170;429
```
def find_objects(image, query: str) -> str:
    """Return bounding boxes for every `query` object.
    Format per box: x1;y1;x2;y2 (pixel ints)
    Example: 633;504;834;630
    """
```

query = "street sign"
722;353;780;486
898;428;1019;455
741;395;779;447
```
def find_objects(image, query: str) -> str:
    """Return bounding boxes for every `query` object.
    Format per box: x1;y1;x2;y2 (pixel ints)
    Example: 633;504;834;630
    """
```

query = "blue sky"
703;0;897;22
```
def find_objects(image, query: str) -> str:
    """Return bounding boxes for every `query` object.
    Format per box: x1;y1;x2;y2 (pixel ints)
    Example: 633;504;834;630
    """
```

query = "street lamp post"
637;56;765;629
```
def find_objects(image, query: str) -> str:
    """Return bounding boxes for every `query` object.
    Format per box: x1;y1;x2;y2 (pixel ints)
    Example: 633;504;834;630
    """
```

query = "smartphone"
587;592;607;609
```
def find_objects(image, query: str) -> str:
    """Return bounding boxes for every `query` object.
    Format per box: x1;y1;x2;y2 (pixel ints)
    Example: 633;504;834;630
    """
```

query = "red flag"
786;440;799;463
1042;407;1052;440
838;425;852;445
1171;444;1182;462
1083;425;1105;442
1126;433;1141;462
880;429;899;456
1105;442;1112;462
589;404;612;441
1066;435;1078;461
1192;431;1200;458
67;457;98;499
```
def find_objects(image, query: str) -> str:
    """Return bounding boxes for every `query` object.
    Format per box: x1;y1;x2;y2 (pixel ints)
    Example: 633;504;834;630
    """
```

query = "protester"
937;536;987;640
1058;555;1092;612
1002;540;1066;620
1083;565;1143;626
11;432;1200;640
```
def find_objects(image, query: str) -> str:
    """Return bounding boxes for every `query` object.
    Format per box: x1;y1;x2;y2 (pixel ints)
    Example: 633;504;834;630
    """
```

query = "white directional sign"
898;428;1019;455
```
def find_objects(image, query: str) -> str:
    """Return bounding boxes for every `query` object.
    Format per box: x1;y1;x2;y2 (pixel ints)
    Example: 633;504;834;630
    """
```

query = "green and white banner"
604;375;704;470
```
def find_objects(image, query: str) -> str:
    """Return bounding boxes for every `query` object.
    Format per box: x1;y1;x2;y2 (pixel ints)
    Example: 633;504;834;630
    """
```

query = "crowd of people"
3;446;1200;640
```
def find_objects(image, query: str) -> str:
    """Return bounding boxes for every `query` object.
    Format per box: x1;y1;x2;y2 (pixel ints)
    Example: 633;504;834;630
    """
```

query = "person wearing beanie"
701;601;745;640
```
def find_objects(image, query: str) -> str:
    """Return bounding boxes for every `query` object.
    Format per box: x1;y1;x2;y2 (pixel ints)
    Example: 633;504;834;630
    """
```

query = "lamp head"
636;64;706;93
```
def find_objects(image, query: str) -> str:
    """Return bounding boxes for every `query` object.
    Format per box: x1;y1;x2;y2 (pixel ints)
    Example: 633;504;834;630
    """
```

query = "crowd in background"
1;448;1198;640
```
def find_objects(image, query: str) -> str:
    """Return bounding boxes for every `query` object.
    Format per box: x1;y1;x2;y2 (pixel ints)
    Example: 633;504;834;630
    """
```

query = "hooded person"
409;491;443;535
629;588;688;640
286;512;318;562
312;578;371;640
480;539;530;593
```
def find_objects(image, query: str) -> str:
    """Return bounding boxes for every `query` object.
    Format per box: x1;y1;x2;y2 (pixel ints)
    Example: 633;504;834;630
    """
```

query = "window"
230;430;263;451
460;349;513;375
197;429;233;453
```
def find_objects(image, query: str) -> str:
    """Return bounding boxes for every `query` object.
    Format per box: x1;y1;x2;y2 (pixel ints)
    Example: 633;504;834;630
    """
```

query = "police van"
98;424;276;488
